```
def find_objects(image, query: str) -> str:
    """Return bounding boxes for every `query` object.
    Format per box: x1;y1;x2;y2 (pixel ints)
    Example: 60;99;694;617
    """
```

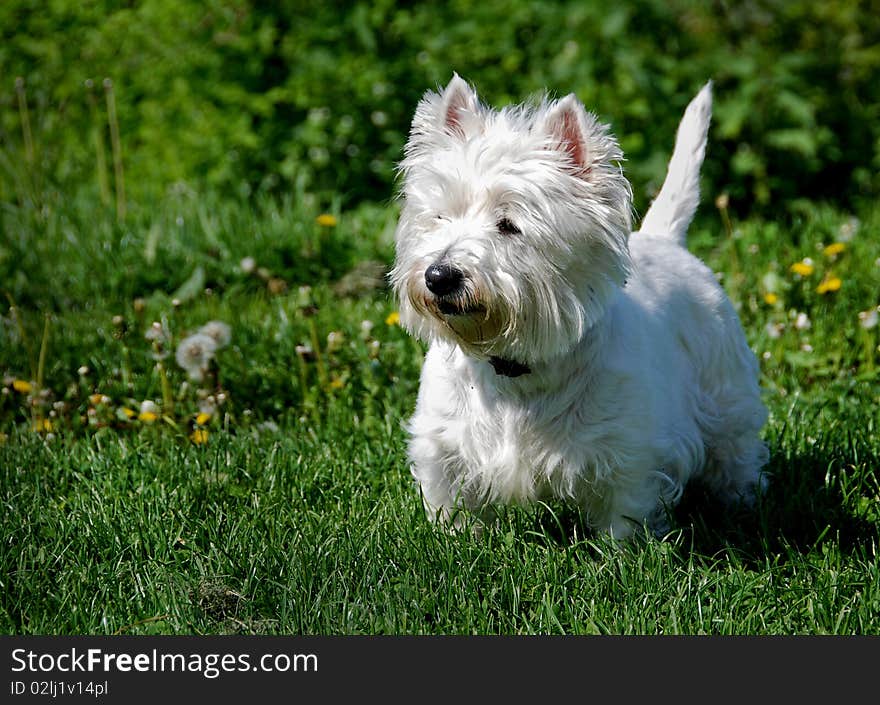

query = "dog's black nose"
425;263;463;296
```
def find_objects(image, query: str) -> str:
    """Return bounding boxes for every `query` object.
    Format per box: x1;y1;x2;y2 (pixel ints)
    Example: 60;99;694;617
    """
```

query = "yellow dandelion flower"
823;242;845;257
139;411;159;423
89;393;104;405
385;311;400;326
316;214;337;227
816;276;842;294
190;429;209;444
789;261;814;277
328;377;344;390
195;412;212;426
763;293;779;305
12;379;32;394
120;407;136;418
32;418;53;433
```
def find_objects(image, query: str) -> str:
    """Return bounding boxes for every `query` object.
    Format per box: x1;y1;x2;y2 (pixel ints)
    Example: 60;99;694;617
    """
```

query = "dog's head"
390;74;632;364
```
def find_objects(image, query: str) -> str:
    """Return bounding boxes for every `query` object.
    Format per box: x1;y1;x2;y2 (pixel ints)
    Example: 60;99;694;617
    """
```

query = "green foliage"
2;0;878;214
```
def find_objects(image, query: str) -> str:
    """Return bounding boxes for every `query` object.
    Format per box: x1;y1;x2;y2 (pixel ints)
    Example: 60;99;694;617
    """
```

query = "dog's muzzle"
424;262;483;316
424;262;463;297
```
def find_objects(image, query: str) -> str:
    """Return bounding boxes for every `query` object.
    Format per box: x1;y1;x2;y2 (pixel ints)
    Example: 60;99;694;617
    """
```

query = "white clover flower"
360;319;374;337
175;333;218;382
240;256;256;274
198;320;232;349
794;312;811;330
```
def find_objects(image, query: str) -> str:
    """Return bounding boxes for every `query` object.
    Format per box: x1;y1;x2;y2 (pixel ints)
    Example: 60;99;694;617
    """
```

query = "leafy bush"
1;0;878;214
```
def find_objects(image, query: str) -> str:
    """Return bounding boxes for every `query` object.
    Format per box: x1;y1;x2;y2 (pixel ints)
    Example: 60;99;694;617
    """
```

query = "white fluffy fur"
391;75;769;538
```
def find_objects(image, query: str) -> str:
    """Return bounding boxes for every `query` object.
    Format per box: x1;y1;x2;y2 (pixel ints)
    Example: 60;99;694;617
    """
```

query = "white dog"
390;75;769;538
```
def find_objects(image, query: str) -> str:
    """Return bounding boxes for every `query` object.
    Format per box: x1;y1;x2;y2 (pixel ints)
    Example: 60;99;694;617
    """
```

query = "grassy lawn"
2;189;879;634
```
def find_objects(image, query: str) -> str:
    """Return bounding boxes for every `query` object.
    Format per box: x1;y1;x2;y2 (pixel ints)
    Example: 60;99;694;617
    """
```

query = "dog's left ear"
541;95;596;176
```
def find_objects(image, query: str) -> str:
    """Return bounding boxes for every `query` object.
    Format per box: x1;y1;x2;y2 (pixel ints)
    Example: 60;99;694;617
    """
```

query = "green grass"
1;189;879;634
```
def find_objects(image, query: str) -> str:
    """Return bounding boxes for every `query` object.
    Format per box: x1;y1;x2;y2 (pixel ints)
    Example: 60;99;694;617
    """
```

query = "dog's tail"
637;81;713;248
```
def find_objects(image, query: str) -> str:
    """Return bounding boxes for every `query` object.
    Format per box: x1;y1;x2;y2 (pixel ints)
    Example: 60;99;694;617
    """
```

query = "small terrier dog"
391;75;768;538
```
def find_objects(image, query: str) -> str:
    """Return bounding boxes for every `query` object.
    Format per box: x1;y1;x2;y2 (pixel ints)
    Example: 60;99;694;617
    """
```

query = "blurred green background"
2;0;878;216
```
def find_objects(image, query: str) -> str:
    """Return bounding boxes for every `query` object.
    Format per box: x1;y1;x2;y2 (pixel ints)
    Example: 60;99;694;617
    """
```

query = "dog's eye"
496;217;520;236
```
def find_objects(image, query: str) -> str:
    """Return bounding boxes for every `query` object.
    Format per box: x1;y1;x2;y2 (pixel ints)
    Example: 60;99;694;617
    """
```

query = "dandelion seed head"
145;321;169;344
765;322;784;339
858;308;878;330
794;312;811;330
198;320;232;349
198;398;217;416
240;256;256;274
326;330;344;352
175;333;217;381
838;216;859;242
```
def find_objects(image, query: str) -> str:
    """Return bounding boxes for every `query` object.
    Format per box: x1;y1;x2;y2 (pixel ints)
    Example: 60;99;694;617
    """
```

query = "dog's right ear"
438;73;481;138
411;73;482;141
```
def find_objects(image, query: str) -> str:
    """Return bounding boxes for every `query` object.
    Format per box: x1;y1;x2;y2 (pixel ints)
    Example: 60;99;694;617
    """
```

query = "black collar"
489;356;531;378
